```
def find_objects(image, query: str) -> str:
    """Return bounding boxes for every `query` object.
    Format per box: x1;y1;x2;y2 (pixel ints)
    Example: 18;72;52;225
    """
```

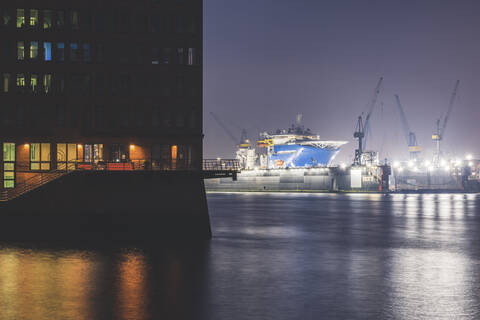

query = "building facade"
0;0;203;190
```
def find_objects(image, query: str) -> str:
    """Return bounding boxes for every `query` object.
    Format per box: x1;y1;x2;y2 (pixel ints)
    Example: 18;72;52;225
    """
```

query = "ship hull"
270;144;339;168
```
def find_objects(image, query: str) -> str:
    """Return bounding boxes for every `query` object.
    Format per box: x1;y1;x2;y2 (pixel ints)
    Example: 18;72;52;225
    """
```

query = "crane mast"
394;94;420;159
432;80;460;165
353;77;383;165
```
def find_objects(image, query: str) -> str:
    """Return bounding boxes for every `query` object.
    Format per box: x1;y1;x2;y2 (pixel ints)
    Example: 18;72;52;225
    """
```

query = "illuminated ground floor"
1;139;201;190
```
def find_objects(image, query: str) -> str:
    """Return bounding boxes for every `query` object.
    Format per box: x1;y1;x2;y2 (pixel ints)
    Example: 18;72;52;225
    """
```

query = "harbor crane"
353;77;383;165
394;94;421;159
209;112;249;147
432;80;460;165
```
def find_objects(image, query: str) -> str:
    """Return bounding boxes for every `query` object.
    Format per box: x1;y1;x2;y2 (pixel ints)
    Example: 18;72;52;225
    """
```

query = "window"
176;48;184;65
3;73;10;93
43;74;52;94
56;11;65;30
3;143;15;188
56;42;65;61
152;47;160;64
2;9;12;27
84;144;103;162
70;43;79;62
30;73;39;93
17;41;24;60
187;48;196;65
44;42;52;61
57;143;77;170
43;10;52;30
95;11;105;32
54;74;65;94
30;41;39;59
151;13;161;32
30;143;50;170
80;10;92;31
29;9;38;27
162;48;171;64
16;9;25;28
96;43;104;62
83;43;92;62
71;11;79;30
16;73;25;92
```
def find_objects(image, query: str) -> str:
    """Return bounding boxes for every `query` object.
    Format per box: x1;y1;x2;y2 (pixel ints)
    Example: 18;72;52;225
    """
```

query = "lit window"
43;74;52;94
56;42;65;61
44;42;52;61
29;9;38;27
16;73;25;89
187;48;196;65
70;43;79;62
30;41;39;59
3;143;15;188
3;73;10;93
83;43;91;62
16;9;25;28
30;143;50;171
17;41;24;60
30;74;39;93
71;10;79;30
43;10;52;30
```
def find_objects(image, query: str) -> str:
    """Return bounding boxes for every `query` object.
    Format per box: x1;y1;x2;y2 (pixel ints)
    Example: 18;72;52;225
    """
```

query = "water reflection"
0;193;479;319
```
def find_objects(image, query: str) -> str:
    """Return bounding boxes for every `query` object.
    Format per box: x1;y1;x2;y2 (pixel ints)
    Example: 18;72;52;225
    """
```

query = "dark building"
0;0;202;188
0;0;209;240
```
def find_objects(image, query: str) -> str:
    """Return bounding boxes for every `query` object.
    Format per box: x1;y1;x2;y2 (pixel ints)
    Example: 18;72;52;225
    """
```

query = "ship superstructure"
256;115;347;169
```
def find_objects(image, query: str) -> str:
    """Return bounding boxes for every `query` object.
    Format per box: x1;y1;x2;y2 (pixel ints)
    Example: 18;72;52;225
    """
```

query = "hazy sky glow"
204;0;480;163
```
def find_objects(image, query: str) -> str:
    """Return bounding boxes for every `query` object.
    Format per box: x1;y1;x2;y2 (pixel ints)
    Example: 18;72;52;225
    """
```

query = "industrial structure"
394;94;421;159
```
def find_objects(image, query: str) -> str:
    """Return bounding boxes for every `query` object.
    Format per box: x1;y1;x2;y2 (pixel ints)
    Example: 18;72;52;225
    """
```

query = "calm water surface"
1;193;480;319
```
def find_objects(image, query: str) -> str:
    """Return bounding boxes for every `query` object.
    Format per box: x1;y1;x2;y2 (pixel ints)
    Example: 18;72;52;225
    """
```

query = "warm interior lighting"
77;144;81;149
130;144;135;150
24;143;29;148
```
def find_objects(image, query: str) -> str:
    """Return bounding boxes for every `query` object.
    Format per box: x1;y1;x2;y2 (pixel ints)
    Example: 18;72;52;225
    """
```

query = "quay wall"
0;171;211;242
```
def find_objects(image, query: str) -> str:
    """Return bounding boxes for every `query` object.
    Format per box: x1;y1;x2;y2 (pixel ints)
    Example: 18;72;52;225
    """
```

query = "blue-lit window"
43;42;52;61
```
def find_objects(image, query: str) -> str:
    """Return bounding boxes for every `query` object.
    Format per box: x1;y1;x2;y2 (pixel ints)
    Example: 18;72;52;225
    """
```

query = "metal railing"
202;159;240;172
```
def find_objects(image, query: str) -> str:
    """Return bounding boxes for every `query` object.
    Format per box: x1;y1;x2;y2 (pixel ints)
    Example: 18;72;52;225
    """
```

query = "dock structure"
0;0;209;241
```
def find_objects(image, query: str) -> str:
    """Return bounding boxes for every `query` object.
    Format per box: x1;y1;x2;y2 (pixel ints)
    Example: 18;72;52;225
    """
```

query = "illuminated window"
30;41;39;59
171;145;178;170
187;48;196;65
71;10;79;30
3;143;15;188
44;42;52;61
29;9;38;27
30;74;39;93
16;73;25;92
17;41;24;60
30;143;50;171
43;10;52;30
56;42;65;61
57;143;77;170
56;10;65;30
16;9;25;28
3;73;10;93
70;43;79;62
43;74;52;94
83;43;92;62
84;144;103;162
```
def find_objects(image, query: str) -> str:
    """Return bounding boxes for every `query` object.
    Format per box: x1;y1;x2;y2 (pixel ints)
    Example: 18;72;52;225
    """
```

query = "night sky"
204;0;480;163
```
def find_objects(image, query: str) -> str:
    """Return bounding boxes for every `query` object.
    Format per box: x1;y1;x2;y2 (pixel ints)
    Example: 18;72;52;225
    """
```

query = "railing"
202;159;240;172
0;170;71;202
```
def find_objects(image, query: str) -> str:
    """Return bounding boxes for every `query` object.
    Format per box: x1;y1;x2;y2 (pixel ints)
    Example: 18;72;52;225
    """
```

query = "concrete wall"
0;171;210;242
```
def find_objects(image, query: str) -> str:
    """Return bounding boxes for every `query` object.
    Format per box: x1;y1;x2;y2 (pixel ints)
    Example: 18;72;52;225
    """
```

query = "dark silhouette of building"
0;0;208;241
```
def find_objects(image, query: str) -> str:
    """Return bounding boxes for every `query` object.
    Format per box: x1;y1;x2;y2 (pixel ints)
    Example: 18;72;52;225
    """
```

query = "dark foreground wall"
0;171;211;242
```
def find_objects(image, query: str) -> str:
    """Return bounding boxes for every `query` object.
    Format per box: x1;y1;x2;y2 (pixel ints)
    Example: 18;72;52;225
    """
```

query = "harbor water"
1;192;480;319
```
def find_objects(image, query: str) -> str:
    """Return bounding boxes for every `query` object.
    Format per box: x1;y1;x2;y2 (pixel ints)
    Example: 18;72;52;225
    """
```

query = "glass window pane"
3;10;12;27
56;11;65;29
44;42;52;61
41;163;50;170
30;74;38;93
56;42;65;61
16;9;25;28
3;143;15;161
83;43;91;62
43;10;52;30
43;74;52;94
57;143;66;161
4;180;14;188
30;143;40;161
31;163;40;170
30;41;38;59
68;144;77;161
41;143;50;161
4;163;14;171
71;11;79;30
17;41;24;60
29;9;38;27
3;73;10;93
4;171;14;179
70;43;78;62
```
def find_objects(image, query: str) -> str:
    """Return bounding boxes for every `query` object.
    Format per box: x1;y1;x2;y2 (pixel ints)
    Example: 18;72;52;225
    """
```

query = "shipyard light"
444;165;450;172
340;163;346;170
466;154;473;161
398;167;404;173
455;159;462;166
440;159;447;167
393;161;400;168
469;161;474;167
423;160;431;167
408;160;414;168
